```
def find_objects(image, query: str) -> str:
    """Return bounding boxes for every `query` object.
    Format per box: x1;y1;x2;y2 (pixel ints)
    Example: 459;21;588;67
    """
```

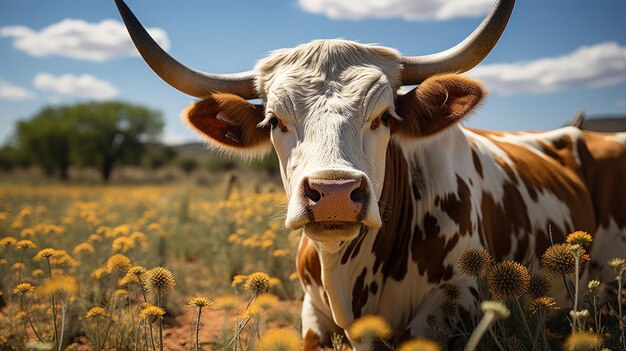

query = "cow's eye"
381;112;391;126
269;116;279;128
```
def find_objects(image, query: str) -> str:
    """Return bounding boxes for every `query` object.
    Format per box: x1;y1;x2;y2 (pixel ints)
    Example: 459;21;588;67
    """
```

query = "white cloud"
0;19;170;62
0;80;34;100
298;0;492;21
470;42;626;95
33;73;118;100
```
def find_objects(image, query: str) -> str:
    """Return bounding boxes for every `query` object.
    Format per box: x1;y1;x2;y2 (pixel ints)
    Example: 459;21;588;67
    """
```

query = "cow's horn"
114;0;257;99
400;0;515;85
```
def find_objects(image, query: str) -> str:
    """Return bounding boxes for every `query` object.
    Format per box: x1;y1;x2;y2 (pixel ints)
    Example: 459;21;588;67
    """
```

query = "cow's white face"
254;40;403;243
181;40;484;247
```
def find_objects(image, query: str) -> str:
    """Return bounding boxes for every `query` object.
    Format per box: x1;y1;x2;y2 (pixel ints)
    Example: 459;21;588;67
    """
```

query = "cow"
114;0;626;349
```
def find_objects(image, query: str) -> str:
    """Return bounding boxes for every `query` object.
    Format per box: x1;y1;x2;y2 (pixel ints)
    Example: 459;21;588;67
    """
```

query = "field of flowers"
0;180;625;351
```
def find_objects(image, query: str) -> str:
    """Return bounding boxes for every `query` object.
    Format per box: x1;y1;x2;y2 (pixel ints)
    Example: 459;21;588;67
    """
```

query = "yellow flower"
245;272;271;295
528;296;558;315
542;243;589;275
39;276;77;296
50;250;79;267
564;331;602;351
145;267;176;293
607;257;625;272
258;328;301;351
85;306;108;318
0;236;17;246
13;283;33;294
587;280;600;293
34;248;57;261
15;240;36;249
397;338;442;351
11;262;25;270
112;237;135;253
272;249;289;257
106;254;131;273
32;269;44;277
251;293;279;311
20;228;35;237
348;315;393;342
213;294;238;311
91;266;109;280
566;231;593;246
73;242;95;255
140;305;166;321
231;274;248;288
188;297;212;308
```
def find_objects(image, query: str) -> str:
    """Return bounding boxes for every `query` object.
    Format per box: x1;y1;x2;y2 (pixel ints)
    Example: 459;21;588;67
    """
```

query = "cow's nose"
302;176;368;222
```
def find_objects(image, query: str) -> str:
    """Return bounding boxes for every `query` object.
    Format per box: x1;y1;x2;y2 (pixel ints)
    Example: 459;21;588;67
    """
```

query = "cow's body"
297;125;626;349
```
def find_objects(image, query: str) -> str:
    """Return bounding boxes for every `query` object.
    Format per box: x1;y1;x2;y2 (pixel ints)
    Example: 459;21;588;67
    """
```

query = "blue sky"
1;0;625;145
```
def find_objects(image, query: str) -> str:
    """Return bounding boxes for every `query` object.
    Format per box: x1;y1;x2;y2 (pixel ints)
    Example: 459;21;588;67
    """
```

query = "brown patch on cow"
297;235;322;286
352;268;369;318
436;175;472;237
536;135;579;171
303;329;322;351
412;213;457;283
578;132;626;230
471;148;484;178
341;226;368;264
371;141;415;281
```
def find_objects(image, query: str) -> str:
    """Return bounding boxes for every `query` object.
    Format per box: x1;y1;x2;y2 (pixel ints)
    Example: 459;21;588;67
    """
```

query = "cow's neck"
312;126;468;329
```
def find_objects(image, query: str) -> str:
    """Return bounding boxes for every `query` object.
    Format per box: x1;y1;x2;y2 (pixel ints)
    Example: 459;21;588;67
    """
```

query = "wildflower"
441;284;460;301
542;243;589;275
213;294;238;311
251;293;279;311
43;225;63;235
439;299;458;319
32;269;44;277
566;231;593;246
88;234;102;242
481;301;511;320
458;248;492;277
188;297;213;308
140;305;166;322
258;329;301;351
51;250;79;267
145;267;176;293
20;228;35;237
245;272;271;295
528;296;558;315
486;261;530;301
124;265;147;283
397;338;442;351
528;272;552;298
85;306;108;318
607;257;625;272
563;331;602;351
587;280;600;293
112;236;135;252
73;242;95;255
11;262;25;270
13;283;33;294
272;249;289;257
34;248;57;261
39;276;77;296
348;315;393;342
15;240;36;249
91;267;109;280
0;236;17;246
113;289;128;298
288;272;299;281
106;254;131;273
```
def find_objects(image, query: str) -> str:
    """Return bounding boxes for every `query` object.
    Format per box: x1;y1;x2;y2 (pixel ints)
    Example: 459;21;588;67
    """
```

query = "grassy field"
1;179;625;351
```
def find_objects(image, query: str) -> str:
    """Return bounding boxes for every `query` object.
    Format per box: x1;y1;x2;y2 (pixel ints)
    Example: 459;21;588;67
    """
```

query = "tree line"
0;101;279;182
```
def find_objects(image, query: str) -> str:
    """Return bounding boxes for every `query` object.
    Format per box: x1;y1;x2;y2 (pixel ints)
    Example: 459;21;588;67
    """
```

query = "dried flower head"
258;328;302;351
541;243;589;275
231;274;248;288
566;231;593;246
486;261;530;301
441;284;460;301
348;315;393;342
587;280;600;293
188;297;212;308
607;257;625;272
245;272;271;295
563;331;602;351
397;338;442;351
458;248;492;277
140;305;166;322
73;243;95;255
15;240;36;249
528;296;558;315
481;301;511;320
106;254;131;273
439;299;458;319
145;267;176;293
214;294;238;311
39;276;77;296
13;283;33;294
85;306;108;318
528;272;552;298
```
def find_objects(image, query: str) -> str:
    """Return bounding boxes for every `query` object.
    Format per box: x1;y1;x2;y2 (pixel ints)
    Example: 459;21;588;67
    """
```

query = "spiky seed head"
528;296;558;315
481;301;510;320
541;243;589;275
397;338;442;351
607;257;625;272
188;297;212;308
106;254;131;273
563;331;602;351
486;261;530;301
458;248;492;278
245;272;271;295
258;328;302;351
566;231;593;246
438;299;458;319
528;272;552;298
441;284;460;301
505;335;527;351
15;240;36;249
348;315;393;342
13;283;33;294
145;267;176;293
85;306;108;318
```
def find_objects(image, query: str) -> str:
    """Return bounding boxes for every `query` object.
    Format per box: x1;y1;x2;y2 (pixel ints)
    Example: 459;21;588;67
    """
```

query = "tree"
16;102;163;182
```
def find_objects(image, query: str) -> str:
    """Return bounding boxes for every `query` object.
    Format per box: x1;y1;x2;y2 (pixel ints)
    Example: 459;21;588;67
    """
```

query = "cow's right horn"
114;0;257;99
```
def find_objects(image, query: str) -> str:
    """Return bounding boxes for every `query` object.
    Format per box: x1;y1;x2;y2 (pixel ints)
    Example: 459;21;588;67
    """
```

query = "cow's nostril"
350;179;367;203
303;177;322;202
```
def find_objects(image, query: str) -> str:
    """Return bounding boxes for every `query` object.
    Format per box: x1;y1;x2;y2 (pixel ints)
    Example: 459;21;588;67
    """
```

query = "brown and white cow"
115;0;626;349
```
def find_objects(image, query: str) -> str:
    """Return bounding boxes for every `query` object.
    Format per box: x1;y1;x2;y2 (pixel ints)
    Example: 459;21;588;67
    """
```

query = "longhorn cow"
114;0;626;349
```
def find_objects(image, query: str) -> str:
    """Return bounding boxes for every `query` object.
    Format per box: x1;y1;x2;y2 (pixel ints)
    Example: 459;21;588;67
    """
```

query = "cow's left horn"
114;0;257;99
400;0;515;85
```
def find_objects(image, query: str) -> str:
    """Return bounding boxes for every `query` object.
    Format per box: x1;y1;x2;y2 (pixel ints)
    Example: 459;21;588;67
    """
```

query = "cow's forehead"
254;39;403;101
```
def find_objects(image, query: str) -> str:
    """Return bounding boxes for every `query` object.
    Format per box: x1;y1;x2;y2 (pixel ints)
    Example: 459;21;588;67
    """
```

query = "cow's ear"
182;93;271;158
392;74;485;137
